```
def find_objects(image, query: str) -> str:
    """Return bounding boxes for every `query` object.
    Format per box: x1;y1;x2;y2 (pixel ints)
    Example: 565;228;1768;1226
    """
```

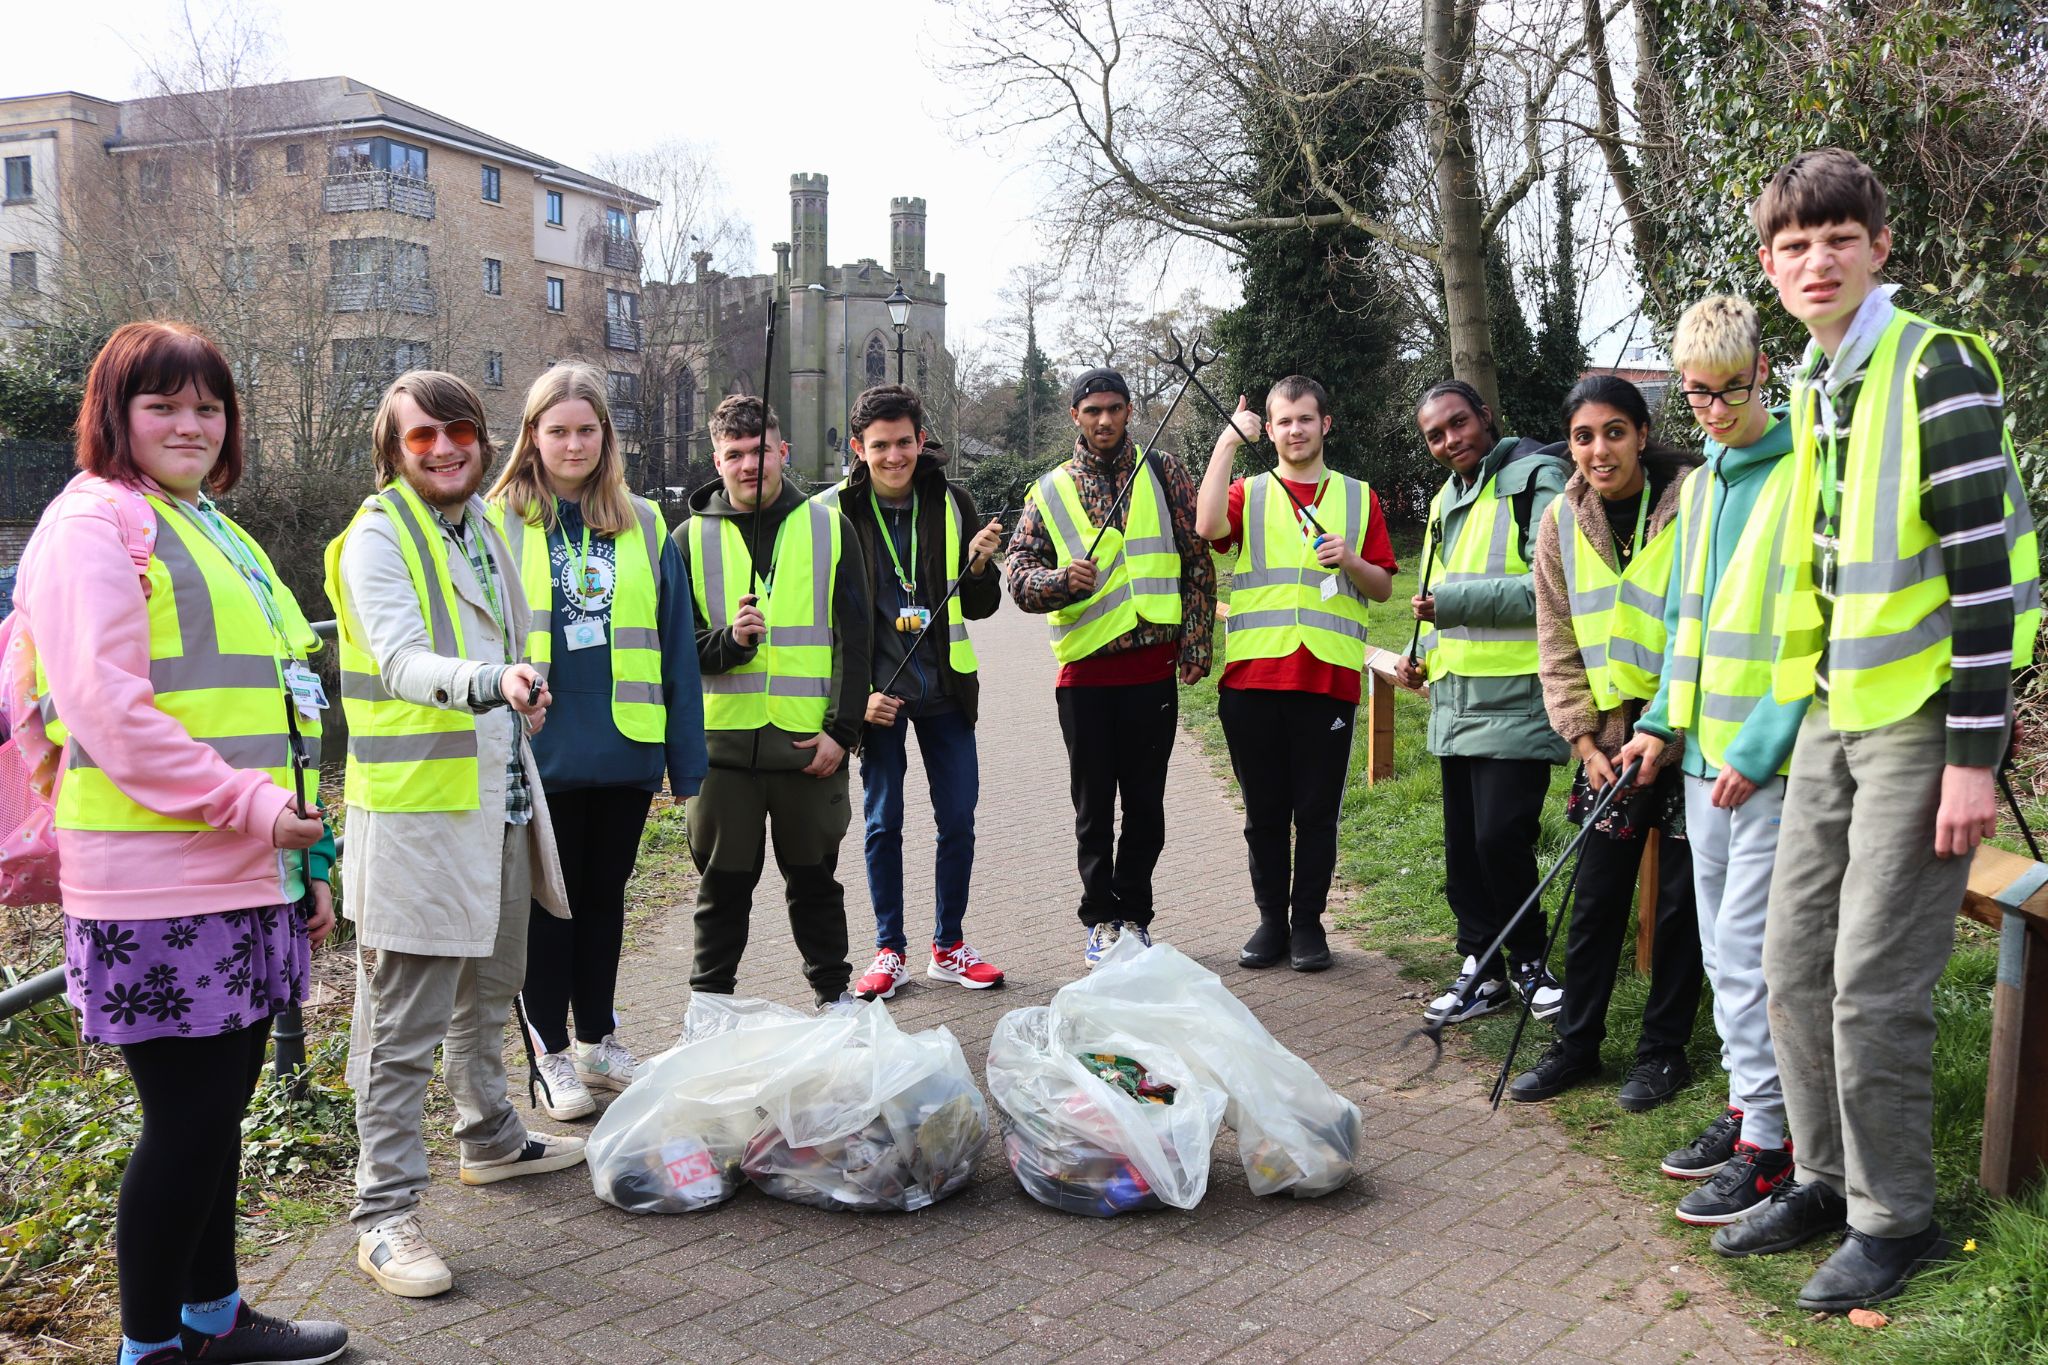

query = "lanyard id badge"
283;660;328;720
566;617;607;651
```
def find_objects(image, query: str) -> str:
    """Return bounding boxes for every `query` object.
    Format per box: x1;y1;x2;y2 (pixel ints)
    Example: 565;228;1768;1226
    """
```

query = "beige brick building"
0;77;654;466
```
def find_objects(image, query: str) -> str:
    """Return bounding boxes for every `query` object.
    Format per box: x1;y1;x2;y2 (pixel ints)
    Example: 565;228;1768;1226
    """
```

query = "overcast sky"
10;0;1229;359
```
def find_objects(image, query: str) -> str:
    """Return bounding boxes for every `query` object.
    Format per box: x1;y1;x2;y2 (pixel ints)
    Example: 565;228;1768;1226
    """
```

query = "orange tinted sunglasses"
401;419;480;455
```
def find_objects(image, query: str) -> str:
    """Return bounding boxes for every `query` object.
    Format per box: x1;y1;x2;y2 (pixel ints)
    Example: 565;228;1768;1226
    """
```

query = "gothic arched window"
916;339;931;393
675;366;696;459
865;333;888;388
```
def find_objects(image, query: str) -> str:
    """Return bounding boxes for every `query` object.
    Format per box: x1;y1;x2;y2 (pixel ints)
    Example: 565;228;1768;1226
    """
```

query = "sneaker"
1711;1178;1849;1258
1239;914;1289;969
356;1212;453;1298
1084;921;1122;970
1422;956;1510;1025
182;1300;349;1363
1123;923;1152;949
929;940;1005;989
1510;960;1564;1021
1288;918;1332;972
1506;1040;1600;1103
1797;1223;1949;1313
458;1132;587;1186
856;948;910;1000
134;1349;190;1365
573;1034;639;1093
1675;1142;1795;1225
1662;1107;1745;1179
1617;1054;1693;1112
531;1049;595;1121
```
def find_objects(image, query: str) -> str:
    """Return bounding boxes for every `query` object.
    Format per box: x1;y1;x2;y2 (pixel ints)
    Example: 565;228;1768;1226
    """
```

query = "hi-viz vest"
488;495;667;743
814;478;979;674
688;499;843;732
45;494;322;831
1416;469;1538;681
1222;471;1373;673
1666;455;1800;774
1772;307;2042;729
321;481;485;813
1028;449;1182;663
1548;492;1678;709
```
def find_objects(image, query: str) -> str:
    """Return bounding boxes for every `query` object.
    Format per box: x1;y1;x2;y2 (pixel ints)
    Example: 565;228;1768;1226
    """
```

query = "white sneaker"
1423;955;1512;1025
532;1049;596;1120
356;1212;453;1298
458;1131;587;1186
573;1034;638;1093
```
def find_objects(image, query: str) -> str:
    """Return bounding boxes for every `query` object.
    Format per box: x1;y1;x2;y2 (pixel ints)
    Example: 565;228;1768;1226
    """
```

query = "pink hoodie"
17;478;296;920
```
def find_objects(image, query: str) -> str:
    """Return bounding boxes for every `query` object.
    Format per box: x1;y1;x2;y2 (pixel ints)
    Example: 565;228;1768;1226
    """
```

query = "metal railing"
327;273;437;315
322;170;437;219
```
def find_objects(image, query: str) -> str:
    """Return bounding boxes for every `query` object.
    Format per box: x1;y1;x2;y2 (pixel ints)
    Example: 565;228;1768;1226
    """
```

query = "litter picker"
1077;330;1215;562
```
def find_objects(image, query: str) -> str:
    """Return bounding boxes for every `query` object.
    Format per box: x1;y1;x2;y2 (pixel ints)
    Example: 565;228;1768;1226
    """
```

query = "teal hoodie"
1636;414;1808;780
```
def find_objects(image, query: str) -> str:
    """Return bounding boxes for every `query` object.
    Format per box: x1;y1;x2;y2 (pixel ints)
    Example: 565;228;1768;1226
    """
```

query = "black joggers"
1218;686;1355;921
1056;678;1177;928
525;784;656;1054
1439;755;1553;978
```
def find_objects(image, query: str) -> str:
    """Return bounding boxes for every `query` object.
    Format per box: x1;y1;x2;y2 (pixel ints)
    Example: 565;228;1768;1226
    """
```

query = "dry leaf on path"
1847;1309;1891;1329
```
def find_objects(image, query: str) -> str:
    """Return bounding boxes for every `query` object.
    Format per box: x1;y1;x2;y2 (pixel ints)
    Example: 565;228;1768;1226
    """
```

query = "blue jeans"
859;707;978;952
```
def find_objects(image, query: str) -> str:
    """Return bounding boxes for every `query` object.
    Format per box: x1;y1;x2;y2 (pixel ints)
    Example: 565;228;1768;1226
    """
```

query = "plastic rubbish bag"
987;933;1361;1214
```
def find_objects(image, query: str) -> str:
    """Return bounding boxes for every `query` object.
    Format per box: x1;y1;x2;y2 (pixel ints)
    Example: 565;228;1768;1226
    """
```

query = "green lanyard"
184;496;294;653
870;491;919;595
450;516;514;663
569;521;595;604
1814;385;1843;535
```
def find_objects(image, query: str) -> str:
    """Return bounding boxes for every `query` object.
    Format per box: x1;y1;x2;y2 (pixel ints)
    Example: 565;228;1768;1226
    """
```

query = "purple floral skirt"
62;903;309;1045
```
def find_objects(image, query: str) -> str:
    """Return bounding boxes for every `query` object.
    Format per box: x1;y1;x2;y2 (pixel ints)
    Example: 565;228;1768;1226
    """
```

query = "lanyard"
448;516;514;663
569;520;595;604
870;491;919;595
1814;385;1843;535
183;496;295;653
1278;473;1330;541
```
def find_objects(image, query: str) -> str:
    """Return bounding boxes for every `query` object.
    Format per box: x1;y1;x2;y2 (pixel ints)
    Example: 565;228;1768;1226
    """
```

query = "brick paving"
246;606;1797;1363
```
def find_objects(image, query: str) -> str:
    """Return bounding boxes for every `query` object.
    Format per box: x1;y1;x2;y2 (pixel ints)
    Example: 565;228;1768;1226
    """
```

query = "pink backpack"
0;476;158;906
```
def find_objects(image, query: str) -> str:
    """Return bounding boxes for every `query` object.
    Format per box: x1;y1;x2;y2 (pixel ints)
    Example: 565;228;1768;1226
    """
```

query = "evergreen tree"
1485;237;1550;441
1532;171;1587;418
1001;311;1062;457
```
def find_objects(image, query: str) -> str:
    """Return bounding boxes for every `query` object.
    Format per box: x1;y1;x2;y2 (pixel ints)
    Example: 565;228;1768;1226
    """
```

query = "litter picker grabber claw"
1403;756;1645;1097
745;276;783;599
1159;345;1331;539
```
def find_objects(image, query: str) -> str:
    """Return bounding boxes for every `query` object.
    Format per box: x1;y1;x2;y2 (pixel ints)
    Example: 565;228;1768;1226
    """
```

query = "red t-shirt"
1210;475;1398;704
1055;638;1178;689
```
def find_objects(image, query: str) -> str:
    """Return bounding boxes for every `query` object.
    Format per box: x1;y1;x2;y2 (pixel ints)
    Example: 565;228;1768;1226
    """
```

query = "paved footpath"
248;605;1795;1364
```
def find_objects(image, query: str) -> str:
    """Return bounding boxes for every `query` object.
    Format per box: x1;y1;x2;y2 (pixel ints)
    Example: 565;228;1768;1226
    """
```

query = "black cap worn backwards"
1069;367;1131;408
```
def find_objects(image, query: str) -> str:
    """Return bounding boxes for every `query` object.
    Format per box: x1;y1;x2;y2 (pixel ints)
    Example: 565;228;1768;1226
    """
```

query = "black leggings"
117;1017;272;1342
525;785;655;1053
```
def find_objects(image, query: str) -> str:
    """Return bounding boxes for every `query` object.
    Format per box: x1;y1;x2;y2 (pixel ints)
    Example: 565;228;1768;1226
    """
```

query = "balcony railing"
612;402;642;434
323;171;437;219
603;237;640;271
606;318;641;351
328;273;438;316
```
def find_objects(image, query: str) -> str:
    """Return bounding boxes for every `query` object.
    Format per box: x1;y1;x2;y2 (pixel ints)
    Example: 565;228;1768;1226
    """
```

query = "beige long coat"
335;490;568;956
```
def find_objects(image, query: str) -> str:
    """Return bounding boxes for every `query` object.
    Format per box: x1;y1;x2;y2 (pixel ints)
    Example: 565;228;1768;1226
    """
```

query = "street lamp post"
886;281;911;384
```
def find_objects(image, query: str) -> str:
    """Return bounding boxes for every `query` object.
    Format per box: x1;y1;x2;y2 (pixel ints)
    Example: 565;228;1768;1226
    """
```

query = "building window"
284;143;305;174
675;367;696;459
333;338;430;406
483;257;502;296
865;334;888;388
223;246;258;292
605;289;639;350
481;166;501;202
9;252;36;292
329;137;428;179
608;371;641;434
545;190;564;227
287;242;307;268
606;207;630;240
139;158;170;204
217;147;254;196
485;351;504;387
546;276;564;312
917;344;930;392
3;157;31;202
329;238;434;313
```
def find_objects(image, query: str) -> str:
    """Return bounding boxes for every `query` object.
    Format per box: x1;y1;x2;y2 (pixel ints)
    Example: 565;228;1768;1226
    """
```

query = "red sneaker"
855;948;909;1000
928;940;1005;989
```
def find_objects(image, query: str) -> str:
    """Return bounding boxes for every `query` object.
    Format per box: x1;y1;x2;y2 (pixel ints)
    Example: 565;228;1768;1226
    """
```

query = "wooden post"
1962;846;2048;1198
1635;828;1660;973
1367;669;1396;786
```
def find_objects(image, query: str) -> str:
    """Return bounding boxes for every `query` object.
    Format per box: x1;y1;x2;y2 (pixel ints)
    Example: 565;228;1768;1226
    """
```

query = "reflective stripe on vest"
47;497;322;832
689;501;841;732
1668;457;1798;773
1029;449;1181;664
814;479;980;674
1223;472;1372;672
1552;495;1677;709
321;482;481;813
494;496;667;743
1772;309;2042;728
1416;472;1538;680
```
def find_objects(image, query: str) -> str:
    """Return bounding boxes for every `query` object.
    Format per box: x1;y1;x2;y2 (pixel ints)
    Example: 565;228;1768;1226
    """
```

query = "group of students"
12;144;2033;1365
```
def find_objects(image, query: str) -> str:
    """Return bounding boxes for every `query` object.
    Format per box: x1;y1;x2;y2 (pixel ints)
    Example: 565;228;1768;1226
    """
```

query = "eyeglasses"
401;419;480;455
1681;364;1759;410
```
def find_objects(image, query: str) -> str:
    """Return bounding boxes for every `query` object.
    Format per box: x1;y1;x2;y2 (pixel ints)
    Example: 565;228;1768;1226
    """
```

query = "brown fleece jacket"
1532;455;1696;765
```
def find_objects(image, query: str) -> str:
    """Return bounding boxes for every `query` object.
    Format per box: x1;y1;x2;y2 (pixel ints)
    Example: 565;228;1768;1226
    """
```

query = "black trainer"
1506;1040;1600;1103
1711;1177;1849;1257
1240;914;1289;969
1662;1107;1745;1178
1675;1142;1794;1225
182;1301;349;1363
1423;956;1511;1025
1797;1223;1949;1313
1617;1053;1692;1112
1288;917;1331;972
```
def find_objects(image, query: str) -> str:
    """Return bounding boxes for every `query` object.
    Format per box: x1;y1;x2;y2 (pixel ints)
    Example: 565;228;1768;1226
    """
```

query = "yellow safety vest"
814;479;980;675
1668;457;1799;774
688;501;842;732
1549;493;1677;709
1222;472;1372;673
1028;450;1182;663
490;496;667;743
46;496;322;831
321;483;482;812
1417;472;1538;681
1773;308;2042;728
